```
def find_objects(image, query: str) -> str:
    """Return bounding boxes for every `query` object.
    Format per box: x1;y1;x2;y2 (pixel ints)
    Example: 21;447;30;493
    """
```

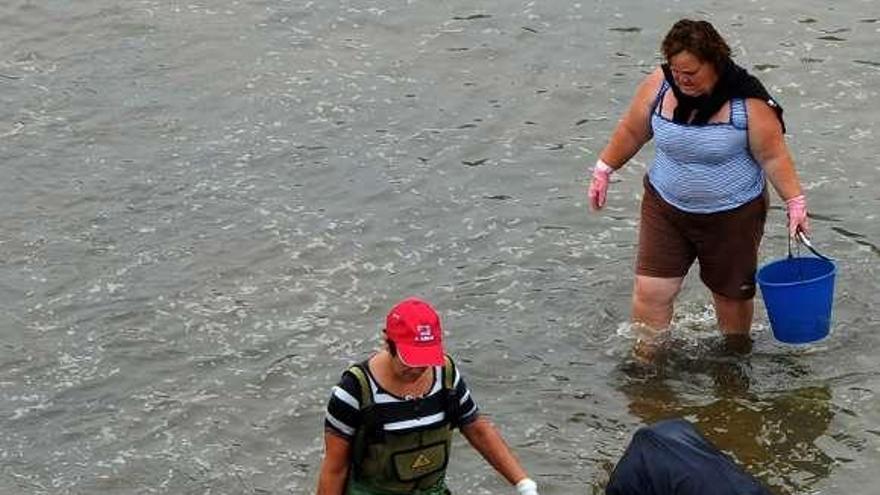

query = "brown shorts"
636;178;768;300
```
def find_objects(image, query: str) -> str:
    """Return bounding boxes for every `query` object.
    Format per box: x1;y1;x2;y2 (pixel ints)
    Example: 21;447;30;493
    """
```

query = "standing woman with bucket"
588;19;810;344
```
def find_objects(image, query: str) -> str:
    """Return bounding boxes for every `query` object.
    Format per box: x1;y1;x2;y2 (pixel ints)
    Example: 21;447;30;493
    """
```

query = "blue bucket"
756;256;836;343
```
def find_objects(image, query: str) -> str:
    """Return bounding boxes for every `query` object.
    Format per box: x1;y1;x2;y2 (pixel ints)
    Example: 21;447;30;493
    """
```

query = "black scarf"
661;60;785;132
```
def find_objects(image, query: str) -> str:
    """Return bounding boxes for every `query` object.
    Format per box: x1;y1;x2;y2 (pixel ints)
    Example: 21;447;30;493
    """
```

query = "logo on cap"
415;324;435;342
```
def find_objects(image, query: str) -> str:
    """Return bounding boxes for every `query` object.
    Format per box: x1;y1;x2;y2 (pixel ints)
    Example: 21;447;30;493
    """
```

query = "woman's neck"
368;351;434;399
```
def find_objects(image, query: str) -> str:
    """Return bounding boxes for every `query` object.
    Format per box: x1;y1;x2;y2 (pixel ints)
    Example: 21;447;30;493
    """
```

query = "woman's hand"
785;194;810;238
588;160;614;210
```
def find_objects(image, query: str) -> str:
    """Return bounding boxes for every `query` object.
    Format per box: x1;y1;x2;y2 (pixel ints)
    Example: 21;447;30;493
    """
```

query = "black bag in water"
606;419;772;495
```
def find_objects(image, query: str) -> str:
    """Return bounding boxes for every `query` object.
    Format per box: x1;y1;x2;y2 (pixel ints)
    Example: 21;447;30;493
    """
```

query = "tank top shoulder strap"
730;98;748;129
651;79;670;116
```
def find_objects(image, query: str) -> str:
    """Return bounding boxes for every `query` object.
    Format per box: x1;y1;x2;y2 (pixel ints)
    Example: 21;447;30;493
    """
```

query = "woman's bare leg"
632;275;685;329
631;275;684;362
711;291;753;336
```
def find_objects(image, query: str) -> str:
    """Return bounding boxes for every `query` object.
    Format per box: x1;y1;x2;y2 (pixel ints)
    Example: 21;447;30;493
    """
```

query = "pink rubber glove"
785;194;810;238
588;160;614;210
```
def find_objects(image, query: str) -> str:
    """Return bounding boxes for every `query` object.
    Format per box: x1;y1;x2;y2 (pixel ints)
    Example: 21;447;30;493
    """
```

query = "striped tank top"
647;81;765;213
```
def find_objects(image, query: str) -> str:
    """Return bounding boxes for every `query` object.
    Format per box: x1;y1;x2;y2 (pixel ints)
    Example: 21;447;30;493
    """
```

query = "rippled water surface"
1;1;878;493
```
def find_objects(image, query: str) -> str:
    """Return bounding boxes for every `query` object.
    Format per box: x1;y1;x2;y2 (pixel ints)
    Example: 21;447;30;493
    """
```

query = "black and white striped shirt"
324;357;479;439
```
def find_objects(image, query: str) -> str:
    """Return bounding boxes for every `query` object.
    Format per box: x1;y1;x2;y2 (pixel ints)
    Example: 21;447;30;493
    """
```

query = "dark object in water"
606;419;772;495
609;27;642;33
462;158;488;166
453;14;491;21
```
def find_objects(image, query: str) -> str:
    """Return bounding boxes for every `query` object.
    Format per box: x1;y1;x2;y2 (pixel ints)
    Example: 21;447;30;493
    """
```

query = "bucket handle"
793;231;833;262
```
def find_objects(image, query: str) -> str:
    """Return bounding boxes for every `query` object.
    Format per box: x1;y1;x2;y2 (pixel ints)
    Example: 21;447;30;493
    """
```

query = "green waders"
345;356;458;495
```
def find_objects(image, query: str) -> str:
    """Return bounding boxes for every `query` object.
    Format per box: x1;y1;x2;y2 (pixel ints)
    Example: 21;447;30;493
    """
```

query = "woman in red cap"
316;297;538;495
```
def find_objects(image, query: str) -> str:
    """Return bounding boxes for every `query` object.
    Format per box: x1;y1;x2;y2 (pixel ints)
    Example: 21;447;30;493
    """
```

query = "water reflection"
616;346;834;495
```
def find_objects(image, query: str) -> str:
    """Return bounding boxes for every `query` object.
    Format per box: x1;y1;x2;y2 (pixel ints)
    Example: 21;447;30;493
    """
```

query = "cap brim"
396;344;444;367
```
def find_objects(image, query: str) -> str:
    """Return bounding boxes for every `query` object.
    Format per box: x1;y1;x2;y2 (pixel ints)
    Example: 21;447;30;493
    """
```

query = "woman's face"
390;354;429;382
386;344;429;382
668;50;718;97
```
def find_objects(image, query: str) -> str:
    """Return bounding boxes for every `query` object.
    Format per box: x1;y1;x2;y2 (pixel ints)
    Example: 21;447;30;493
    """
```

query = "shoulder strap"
730;98;748;129
652;79;670;116
348;362;378;471
441;355;461;427
442;355;455;390
347;363;373;409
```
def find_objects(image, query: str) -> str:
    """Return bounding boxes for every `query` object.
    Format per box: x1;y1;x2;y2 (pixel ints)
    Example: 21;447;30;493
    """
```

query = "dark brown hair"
386;338;398;357
661;19;731;71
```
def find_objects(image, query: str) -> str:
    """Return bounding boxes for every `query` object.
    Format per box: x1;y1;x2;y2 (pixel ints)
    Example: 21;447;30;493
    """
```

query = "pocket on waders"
391;441;449;482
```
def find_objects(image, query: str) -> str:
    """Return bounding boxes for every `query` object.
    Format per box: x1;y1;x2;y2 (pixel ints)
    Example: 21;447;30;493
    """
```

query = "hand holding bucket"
785;195;810;238
757;232;836;344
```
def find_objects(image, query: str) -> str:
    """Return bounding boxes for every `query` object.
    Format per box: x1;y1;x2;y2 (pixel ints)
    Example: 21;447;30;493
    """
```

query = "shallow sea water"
1;1;878;493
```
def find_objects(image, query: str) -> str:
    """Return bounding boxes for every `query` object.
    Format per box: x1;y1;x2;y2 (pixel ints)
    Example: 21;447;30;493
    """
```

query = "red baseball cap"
385;298;445;367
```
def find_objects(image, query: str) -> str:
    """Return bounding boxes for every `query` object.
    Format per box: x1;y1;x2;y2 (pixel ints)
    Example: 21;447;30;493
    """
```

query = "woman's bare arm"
598;68;665;168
